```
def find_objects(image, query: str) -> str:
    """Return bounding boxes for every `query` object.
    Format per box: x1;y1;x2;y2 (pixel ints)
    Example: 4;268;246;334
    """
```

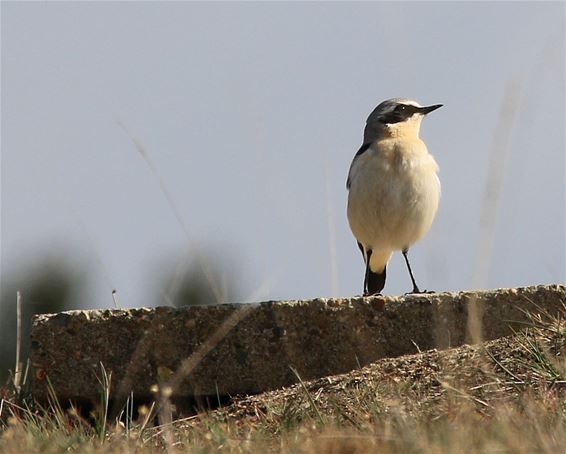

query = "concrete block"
30;284;565;402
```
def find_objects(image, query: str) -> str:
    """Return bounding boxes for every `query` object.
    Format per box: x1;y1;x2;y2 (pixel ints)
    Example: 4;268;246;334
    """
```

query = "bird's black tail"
361;244;387;295
366;265;386;295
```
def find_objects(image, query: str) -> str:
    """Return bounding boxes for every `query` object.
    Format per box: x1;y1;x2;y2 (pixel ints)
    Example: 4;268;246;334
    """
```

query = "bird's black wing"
346;142;372;189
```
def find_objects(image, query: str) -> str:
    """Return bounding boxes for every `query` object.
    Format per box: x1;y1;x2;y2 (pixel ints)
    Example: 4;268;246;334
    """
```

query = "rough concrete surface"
30;284;565;402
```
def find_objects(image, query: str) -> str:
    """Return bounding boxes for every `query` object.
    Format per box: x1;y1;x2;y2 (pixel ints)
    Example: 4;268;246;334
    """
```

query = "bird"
346;98;442;295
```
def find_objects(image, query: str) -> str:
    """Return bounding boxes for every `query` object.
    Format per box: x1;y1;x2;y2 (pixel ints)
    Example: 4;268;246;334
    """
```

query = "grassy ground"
1;307;565;453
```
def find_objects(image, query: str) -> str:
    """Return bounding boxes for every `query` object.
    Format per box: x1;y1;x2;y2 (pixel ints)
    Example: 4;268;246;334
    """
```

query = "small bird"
346;98;442;295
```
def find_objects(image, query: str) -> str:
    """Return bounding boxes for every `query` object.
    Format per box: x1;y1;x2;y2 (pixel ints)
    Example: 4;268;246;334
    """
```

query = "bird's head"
364;98;442;141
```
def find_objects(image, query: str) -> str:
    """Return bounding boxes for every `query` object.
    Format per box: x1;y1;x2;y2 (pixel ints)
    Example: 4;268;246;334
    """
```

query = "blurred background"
1;2;564;382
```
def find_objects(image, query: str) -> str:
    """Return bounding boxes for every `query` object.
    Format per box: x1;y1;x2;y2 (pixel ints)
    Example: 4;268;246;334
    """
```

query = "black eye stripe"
396;104;419;114
380;104;420;124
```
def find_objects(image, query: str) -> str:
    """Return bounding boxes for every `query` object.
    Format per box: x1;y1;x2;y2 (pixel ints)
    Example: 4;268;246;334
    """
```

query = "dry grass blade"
94;362;112;442
118;121;224;305
483;345;523;383
111;289;120;309
13;291;22;395
167;304;256;395
290;367;325;425
323;150;340;296
437;379;493;409
469;79;522;345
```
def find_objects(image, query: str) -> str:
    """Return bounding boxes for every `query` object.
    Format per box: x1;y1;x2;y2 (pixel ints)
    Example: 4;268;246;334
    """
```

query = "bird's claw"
404;289;435;295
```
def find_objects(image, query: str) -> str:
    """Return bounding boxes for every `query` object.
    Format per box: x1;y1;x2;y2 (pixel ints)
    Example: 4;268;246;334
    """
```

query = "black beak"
419;104;443;115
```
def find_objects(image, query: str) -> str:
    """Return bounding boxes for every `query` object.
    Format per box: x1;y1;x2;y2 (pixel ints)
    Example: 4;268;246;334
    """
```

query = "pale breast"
347;138;440;251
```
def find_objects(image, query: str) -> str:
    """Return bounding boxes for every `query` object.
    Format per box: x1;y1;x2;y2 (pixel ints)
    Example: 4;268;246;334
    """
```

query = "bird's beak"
419;104;443;115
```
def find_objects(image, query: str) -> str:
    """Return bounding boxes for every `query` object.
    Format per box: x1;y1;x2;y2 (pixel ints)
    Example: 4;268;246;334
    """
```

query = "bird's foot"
405;288;435;295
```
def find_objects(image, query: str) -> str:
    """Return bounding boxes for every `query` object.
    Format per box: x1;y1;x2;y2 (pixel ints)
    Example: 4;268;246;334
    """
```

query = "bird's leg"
402;249;421;294
363;249;373;296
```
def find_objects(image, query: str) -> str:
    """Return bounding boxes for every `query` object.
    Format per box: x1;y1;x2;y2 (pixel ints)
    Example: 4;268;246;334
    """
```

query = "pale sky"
1;2;564;310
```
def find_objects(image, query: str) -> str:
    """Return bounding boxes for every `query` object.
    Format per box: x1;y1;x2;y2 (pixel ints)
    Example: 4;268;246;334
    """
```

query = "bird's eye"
395;105;407;112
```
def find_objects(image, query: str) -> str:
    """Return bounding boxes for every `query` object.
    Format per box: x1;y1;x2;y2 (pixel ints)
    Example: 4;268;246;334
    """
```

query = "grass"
1;305;565;453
